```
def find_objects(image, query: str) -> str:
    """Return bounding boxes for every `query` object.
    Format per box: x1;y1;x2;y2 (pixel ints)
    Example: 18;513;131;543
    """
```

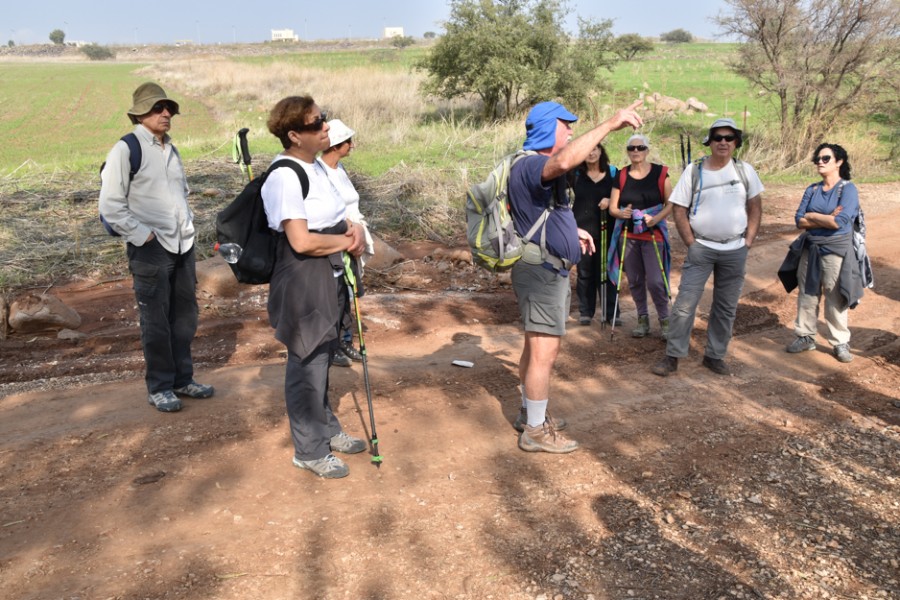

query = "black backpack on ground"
216;159;309;285
99;133;142;237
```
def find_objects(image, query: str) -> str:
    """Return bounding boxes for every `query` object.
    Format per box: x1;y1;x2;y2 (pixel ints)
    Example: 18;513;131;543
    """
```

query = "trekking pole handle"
237;128;251;166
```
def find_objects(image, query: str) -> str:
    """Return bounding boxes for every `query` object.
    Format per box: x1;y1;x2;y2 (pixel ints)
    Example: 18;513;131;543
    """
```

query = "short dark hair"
267;96;316;149
813;143;852;180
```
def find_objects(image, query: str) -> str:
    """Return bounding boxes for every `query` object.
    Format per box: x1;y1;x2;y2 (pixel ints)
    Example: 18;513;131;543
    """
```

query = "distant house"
383;27;404;39
271;29;299;42
65;40;89;48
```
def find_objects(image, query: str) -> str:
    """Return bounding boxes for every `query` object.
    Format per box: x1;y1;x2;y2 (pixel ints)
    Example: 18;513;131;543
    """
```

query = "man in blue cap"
510;99;642;453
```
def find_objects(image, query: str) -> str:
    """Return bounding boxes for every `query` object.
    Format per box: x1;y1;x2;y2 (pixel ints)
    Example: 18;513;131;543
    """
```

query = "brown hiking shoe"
518;421;579;454
513;408;568;433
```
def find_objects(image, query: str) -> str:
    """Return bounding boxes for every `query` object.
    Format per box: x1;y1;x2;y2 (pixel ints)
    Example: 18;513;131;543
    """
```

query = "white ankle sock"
525;398;548;428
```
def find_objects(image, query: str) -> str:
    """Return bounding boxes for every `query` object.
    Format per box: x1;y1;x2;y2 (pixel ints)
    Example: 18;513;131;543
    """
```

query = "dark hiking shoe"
632;315;650;338
651;355;678;377
513;408;568;433
340;341;363;362
147;390;182;412
518;421;579;454
173;381;214;399
659;318;670;341
604;317;624;326
330;431;366;454
579;316;592;326
293;454;349;479
834;343;854;363
702;356;731;375
786;335;816;353
331;350;352;368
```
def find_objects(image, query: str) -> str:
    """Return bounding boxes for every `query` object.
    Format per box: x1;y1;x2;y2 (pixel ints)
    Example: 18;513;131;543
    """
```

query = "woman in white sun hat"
319;119;375;366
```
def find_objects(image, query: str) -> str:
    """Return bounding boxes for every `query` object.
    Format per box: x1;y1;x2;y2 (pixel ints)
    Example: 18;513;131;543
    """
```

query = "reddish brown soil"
1;184;898;600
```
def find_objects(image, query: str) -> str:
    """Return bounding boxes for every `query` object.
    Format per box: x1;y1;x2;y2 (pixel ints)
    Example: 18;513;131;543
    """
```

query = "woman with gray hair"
608;133;673;339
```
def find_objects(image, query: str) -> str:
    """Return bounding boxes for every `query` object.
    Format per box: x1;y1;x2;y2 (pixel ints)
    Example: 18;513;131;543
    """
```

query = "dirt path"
1;184;898;600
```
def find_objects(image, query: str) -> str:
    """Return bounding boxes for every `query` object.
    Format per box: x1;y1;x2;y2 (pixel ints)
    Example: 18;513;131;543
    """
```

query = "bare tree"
717;0;899;165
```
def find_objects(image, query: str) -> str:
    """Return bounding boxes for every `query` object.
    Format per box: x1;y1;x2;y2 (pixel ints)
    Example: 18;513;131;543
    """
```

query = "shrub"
660;28;693;43
49;29;65;45
81;44;115;61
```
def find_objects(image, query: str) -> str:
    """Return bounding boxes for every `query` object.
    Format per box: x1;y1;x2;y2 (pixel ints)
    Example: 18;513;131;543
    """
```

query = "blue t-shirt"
794;180;859;237
508;154;581;275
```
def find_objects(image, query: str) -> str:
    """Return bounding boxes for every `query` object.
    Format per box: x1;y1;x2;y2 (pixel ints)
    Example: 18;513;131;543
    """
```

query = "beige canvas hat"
127;82;180;123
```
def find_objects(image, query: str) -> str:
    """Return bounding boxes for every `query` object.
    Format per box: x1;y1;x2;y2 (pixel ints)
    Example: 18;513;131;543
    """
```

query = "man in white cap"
509;99;642;453
651;118;764;377
99;82;213;412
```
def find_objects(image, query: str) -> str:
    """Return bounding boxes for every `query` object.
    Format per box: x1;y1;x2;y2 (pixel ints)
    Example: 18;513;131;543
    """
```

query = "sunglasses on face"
812;155;833;165
710;134;737;142
295;112;328;132
626;145;648;152
150;101;177;115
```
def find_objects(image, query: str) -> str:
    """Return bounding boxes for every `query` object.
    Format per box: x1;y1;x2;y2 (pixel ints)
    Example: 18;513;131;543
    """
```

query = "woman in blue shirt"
784;143;860;363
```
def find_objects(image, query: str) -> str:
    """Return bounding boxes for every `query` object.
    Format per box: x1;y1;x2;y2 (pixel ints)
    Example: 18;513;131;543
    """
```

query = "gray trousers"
795;249;850;346
285;345;342;461
666;243;749;360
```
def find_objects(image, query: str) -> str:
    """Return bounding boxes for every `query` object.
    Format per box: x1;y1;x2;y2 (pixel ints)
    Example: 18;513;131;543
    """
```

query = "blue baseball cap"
523;101;578;151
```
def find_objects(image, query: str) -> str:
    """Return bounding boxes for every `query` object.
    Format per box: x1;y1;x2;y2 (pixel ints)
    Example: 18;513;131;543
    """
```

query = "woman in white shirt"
262;96;367;479
318;119;374;365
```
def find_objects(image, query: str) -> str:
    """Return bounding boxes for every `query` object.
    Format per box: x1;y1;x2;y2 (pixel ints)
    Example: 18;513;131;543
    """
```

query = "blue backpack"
99;133;142;237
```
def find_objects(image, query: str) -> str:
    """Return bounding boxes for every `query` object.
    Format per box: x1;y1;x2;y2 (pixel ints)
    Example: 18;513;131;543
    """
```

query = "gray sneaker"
834;343;853;363
147;390;182;412
632;315;650;338
330;431;366;454
518;421;578;454
331;350;352;368
513;408;568;433
173;381;214;398
786;336;816;353
292;454;349;479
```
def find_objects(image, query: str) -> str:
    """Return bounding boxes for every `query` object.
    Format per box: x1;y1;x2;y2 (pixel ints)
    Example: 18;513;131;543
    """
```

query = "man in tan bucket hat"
99;82;214;412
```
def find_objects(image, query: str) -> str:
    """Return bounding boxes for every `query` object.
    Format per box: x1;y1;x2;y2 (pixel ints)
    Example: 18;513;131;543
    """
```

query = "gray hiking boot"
173;380;214;398
651;355;678;377
659;318;670;341
340;341;363;362
834;343;854;363
702;356;731;375
147;390;182;412
632;315;650;338
786;335;816;353
292;453;349;479
513;408;568;433
330;431;366;454
518;421;578;453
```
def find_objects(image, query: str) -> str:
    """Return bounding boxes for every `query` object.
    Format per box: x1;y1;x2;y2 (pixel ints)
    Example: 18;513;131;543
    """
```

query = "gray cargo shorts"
511;260;571;336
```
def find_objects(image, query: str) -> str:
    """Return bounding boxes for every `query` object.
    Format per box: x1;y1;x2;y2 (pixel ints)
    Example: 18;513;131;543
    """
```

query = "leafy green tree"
390;35;415;49
660;28;692;43
418;0;618;120
7;40;14;48
615;33;653;60
49;29;65;45
423;31;437;39
718;0;900;165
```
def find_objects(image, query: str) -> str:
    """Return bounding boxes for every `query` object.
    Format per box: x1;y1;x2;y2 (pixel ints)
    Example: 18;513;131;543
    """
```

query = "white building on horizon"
271;29;299;42
383;27;404;39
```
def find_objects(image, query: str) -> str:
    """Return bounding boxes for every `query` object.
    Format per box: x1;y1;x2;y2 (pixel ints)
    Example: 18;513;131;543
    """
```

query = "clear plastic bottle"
217;242;243;264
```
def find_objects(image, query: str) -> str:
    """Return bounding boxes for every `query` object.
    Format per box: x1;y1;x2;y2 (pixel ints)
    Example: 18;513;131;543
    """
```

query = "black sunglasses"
150;101;178;115
295;112;328;132
626;145;648;152
710;134;737;142
812;155;833;165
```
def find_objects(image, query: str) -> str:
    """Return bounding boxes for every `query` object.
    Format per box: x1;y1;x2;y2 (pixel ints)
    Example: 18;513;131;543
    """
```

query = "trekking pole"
650;227;672;306
599;211;608;329
231;127;254;182
680;134;686;171
687;135;692;165
610;227;627;341
342;252;382;466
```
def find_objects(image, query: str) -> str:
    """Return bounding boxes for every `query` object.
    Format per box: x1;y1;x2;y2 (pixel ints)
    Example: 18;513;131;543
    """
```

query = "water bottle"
216;242;243;264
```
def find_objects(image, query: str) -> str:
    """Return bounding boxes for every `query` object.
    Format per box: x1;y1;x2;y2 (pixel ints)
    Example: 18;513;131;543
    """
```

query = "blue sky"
7;0;729;46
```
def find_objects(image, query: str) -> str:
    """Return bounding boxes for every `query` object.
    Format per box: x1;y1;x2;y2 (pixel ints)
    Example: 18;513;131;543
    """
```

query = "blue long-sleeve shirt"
794;180;859;237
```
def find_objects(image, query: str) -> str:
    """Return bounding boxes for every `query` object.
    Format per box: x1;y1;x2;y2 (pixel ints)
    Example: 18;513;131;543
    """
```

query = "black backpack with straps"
215;159;309;285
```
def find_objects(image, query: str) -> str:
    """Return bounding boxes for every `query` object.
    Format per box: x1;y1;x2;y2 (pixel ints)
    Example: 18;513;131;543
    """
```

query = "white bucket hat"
327;119;355;147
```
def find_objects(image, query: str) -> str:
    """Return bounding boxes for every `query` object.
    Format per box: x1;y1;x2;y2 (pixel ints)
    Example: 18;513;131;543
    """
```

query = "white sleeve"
741;162;765;198
668;163;695;208
262;166;308;231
